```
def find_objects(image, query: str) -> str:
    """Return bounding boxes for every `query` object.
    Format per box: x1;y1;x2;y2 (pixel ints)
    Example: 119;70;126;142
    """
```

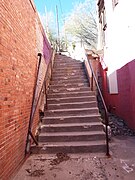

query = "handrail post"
44;81;48;110
105;111;110;156
91;74;94;91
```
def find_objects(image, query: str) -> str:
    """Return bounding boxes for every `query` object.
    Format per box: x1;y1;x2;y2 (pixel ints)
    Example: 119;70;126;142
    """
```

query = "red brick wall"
0;0;51;179
99;60;135;129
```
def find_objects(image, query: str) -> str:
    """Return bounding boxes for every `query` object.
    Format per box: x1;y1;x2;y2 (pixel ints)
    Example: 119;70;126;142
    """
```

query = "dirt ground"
13;135;135;180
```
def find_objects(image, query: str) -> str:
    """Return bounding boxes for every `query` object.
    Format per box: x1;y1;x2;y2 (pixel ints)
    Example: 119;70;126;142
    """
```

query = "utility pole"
56;5;60;52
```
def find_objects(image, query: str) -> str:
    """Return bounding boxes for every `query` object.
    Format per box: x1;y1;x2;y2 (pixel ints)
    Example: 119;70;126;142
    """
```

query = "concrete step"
50;79;88;85
51;74;87;79
55;57;81;61
32;141;106;154
48;96;96;104
52;70;86;75
53;64;83;69
44;108;99;117
52;71;86;77
53;63;84;69
48;101;97;110
41;122;103;132
38;131;105;142
49;87;91;94
53;69;85;74
48;91;94;99
54;62;82;66
42;115;101;124
51;75;87;81
49;82;89;89
54;60;82;63
54;58;82;62
54;57;77;61
53;68;84;73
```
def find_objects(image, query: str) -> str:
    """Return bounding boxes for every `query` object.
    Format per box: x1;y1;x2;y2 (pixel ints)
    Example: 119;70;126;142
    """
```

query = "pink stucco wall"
100;59;135;129
43;34;52;64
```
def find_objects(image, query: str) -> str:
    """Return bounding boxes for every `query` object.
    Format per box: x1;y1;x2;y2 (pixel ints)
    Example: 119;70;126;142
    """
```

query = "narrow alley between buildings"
0;0;135;180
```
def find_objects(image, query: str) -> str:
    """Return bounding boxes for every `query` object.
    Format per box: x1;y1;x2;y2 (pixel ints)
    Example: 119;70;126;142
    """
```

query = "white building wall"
98;0;135;93
103;0;135;74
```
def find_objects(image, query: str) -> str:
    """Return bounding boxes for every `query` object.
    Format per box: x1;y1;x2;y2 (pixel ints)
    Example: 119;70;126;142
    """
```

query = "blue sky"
34;0;83;14
34;0;83;25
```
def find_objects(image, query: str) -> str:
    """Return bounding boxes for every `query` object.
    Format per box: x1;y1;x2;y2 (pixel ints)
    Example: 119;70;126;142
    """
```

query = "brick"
0;0;51;179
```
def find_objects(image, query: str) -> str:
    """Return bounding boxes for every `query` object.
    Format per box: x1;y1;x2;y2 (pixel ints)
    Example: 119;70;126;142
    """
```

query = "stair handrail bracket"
85;53;110;157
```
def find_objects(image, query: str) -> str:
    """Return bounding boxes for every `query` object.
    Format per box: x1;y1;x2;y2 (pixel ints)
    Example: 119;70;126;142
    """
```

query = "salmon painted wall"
99;59;135;129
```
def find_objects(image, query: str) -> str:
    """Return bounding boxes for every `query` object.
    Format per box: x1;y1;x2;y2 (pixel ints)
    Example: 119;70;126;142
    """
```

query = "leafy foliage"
65;0;98;49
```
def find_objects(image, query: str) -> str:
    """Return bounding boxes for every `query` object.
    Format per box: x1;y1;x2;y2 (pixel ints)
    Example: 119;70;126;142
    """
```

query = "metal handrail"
25;53;42;154
85;55;110;156
44;48;55;110
25;49;55;154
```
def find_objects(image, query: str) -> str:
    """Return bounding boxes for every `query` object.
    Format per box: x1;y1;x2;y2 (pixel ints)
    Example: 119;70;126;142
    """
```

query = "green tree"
39;11;57;46
64;0;97;49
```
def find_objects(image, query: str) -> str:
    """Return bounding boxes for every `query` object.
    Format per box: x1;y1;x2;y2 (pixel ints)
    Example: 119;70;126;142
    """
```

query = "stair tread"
54;63;83;65
53;68;83;70
54;67;83;70
51;74;86;77
52;74;86;77
52;75;86;78
48;101;97;106
41;122;102;127
49;83;88;86
50;82;88;86
48;91;94;96
51;79;87;82
39;130;105;136
48;95;96;100
43;114;100;120
45;107;98;113
39;140;105;147
50;87;90;90
52;76;86;78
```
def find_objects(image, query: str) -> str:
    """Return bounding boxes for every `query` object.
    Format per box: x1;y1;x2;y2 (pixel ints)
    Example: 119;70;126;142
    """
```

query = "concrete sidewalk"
13;136;135;180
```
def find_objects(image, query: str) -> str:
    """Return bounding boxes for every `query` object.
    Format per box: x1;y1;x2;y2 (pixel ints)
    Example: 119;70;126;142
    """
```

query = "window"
97;0;107;31
102;8;107;31
112;0;119;9
97;0;107;47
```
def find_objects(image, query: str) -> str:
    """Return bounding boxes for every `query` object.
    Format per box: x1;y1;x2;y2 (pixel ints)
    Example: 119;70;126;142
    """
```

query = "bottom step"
31;141;106;154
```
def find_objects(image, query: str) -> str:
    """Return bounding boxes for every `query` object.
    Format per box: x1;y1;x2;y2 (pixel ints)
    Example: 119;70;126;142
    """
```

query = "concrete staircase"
36;54;106;154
